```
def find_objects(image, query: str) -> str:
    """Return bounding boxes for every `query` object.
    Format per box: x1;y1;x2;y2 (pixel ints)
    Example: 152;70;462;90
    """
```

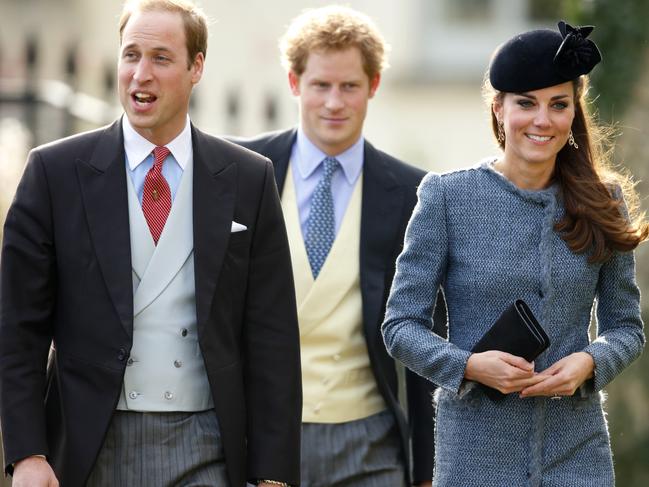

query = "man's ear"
288;71;301;96
368;73;381;98
190;52;204;84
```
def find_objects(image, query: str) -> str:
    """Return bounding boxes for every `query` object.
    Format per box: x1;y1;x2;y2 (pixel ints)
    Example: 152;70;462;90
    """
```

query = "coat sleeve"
583;247;645;391
382;173;471;394
243;160;302;485
0;149;55;473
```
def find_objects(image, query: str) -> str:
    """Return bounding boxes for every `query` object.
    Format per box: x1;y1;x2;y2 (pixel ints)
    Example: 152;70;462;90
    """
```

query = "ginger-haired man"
233;6;444;486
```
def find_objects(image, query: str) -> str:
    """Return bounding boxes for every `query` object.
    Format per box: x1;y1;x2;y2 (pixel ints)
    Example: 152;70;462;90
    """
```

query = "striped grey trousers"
301;410;407;487
86;409;228;487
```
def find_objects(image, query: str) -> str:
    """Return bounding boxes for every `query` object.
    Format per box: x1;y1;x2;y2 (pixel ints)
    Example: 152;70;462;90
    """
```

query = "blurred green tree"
567;1;649;486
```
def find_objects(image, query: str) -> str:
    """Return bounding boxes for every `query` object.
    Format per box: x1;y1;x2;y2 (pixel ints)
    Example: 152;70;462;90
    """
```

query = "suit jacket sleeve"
0;149;55;472
406;289;446;483
407;369;435;483
243;160;302;484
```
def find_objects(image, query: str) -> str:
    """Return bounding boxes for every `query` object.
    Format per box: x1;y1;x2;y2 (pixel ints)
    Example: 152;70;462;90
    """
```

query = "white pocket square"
231;221;247;233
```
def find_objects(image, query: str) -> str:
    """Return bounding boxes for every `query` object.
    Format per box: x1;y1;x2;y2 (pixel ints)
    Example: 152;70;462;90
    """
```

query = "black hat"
489;21;602;93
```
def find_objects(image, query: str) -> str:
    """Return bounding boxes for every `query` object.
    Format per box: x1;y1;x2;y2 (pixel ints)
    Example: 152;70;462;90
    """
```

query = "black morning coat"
0;119;303;487
232;128;447;484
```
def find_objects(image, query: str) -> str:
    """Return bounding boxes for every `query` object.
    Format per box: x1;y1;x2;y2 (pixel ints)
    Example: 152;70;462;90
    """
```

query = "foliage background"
570;1;649;484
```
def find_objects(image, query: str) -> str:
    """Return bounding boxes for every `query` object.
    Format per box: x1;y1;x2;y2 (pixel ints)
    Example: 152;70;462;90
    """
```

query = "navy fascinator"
489;20;602;93
554;21;602;79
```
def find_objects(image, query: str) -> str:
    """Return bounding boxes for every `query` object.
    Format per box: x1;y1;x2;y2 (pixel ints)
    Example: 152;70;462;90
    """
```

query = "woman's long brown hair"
486;75;648;263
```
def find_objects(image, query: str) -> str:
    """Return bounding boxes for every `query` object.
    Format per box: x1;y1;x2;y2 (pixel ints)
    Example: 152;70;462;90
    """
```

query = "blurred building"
1;0;564;172
2;1;647;486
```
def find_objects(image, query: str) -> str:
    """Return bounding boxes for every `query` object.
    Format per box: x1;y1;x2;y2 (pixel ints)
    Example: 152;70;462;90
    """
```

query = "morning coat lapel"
76;119;133;336
265;128;296;193
191;126;238;332
360;141;404;335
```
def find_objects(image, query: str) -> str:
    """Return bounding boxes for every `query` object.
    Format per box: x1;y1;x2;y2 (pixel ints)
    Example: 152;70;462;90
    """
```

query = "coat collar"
359;141;405;337
76;119;134;336
263;128;297;194
76;120;240;336
191;126;238;332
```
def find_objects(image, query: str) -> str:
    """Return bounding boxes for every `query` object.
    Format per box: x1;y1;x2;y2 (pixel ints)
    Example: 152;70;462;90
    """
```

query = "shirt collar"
294;126;364;184
122;115;192;170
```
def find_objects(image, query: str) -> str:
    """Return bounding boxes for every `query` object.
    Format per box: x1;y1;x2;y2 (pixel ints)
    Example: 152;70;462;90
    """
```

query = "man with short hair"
0;1;301;486
233;6;442;486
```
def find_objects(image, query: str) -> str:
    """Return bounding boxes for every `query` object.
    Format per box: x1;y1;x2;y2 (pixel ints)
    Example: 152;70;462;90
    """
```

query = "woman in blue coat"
382;22;648;486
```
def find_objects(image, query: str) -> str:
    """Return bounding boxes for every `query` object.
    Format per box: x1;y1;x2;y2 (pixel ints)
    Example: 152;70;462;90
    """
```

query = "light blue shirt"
122;115;192;204
290;127;364;237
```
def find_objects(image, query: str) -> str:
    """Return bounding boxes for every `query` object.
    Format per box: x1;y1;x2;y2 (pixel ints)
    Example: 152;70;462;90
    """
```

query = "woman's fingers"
520;352;595;397
466;350;544;393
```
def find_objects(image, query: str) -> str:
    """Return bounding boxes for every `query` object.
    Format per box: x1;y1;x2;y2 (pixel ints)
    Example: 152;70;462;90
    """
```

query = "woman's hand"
465;351;548;394
519;352;594;398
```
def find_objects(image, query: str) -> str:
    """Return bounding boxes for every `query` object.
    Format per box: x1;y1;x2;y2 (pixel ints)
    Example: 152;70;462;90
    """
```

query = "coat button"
129;391;138;400
164;391;174;400
181;328;188;337
174;360;183;368
117;348;127;361
127;358;134;366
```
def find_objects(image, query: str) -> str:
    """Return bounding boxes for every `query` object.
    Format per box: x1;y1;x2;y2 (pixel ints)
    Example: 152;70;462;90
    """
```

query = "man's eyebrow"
121;43;173;54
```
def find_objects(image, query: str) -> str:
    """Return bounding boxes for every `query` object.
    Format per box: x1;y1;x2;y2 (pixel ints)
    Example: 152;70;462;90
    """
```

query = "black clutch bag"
471;299;550;400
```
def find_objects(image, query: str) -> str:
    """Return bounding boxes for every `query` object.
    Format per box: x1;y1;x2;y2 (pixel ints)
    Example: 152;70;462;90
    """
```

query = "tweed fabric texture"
305;157;340;277
300;410;406;487
382;159;645;486
86;409;228;486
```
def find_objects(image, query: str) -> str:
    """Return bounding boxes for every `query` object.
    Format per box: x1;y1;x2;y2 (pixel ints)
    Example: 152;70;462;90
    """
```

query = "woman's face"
494;81;576;169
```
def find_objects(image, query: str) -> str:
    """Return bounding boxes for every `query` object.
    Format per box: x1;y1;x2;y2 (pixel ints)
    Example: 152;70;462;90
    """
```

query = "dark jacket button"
117;348;127;361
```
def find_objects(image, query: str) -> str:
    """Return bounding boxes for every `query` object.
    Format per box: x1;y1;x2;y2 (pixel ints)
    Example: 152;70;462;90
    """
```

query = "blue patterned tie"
305;157;340;278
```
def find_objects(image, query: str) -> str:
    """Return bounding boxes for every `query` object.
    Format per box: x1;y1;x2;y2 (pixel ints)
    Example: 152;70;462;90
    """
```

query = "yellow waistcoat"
282;164;385;423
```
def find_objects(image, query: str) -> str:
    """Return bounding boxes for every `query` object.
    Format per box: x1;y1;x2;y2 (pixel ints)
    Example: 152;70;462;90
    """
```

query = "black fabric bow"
553;21;602;78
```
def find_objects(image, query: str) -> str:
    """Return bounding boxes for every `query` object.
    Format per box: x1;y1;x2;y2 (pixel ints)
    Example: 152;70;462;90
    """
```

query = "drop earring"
497;121;505;143
568;130;578;149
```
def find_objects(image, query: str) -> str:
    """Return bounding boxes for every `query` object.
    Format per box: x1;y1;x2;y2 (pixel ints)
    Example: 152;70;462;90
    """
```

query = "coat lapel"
265;129;296;193
192;127;238;332
76;119;133;336
360;142;404;336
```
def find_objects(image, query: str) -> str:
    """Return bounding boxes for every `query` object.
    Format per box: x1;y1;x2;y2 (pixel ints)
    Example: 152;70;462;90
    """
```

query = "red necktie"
142;146;172;244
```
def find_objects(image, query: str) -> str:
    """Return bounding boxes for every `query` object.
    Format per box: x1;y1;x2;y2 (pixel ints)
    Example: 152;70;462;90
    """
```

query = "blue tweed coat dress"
382;160;645;487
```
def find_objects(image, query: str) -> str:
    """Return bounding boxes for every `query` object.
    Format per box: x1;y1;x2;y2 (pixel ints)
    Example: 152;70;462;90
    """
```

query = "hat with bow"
489;21;602;92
